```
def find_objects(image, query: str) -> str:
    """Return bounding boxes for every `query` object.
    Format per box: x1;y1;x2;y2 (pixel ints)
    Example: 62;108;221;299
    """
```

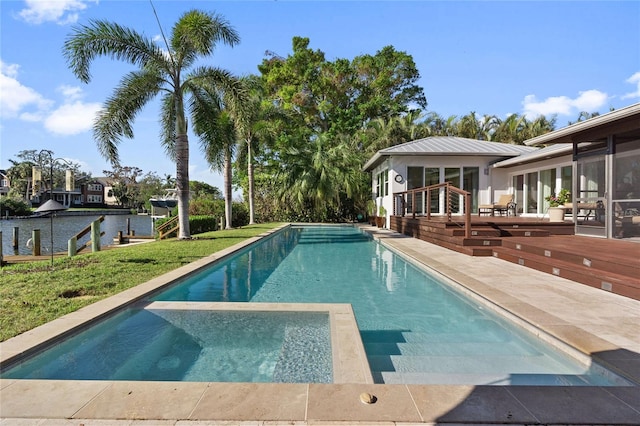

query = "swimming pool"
0;225;631;385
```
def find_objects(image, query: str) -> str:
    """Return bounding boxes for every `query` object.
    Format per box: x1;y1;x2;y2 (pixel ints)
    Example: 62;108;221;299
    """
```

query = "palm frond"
159;92;177;161
171;10;240;68
93;69;163;164
64;19;165;83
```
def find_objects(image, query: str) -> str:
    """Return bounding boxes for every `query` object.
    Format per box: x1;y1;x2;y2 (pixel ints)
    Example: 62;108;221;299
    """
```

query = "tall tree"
257;37;426;220
191;75;248;229
233;76;285;224
64;9;241;239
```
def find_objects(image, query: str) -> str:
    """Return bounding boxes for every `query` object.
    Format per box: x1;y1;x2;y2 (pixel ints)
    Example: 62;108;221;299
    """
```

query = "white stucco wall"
369;155;513;223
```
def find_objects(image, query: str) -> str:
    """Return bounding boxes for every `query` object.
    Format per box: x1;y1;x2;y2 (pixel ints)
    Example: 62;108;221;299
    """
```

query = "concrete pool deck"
1;223;639;425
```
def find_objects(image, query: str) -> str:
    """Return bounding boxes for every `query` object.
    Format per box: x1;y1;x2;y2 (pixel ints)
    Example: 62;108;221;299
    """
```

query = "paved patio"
1;224;639;425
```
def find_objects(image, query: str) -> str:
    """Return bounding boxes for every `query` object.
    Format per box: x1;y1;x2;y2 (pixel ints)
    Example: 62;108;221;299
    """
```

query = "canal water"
0;214;154;256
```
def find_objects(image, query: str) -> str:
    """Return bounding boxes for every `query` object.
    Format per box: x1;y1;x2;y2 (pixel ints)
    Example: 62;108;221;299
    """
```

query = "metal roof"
363;136;537;171
492;143;573;168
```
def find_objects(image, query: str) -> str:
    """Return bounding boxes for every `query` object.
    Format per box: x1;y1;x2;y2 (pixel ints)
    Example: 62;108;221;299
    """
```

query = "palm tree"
190;76;249;229
276;133;365;220
234;76;286;224
64;9;240;239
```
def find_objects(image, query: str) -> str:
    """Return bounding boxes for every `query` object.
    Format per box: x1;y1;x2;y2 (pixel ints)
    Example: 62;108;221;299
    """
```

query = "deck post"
68;236;77;257
412;191;416;219
32;229;41;256
12;226;19;252
91;220;101;252
465;192;471;239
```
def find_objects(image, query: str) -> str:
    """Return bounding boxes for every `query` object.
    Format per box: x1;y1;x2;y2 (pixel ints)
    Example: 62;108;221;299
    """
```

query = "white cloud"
621;71;640;100
0;60;53;119
44;100;101;135
522;90;608;119
0;61;100;135
57;84;84;101
18;0;96;25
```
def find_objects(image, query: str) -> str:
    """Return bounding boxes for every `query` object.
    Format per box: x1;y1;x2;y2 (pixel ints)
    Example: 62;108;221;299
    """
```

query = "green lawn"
0;223;281;342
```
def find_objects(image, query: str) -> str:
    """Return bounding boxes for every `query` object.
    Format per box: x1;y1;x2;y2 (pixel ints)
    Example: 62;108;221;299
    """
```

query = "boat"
149;189;178;218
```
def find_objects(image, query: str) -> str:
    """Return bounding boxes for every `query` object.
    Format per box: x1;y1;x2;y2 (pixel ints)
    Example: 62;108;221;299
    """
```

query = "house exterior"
0;170;9;197
519;103;640;239
363;136;537;227
82;180;106;207
364;103;640;240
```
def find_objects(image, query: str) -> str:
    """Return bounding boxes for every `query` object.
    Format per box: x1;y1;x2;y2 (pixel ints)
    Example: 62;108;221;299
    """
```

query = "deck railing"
69;215;105;255
393;182;472;238
156;216;179;240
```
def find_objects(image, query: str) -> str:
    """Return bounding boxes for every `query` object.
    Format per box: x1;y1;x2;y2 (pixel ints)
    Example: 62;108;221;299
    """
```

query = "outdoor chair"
478;194;513;216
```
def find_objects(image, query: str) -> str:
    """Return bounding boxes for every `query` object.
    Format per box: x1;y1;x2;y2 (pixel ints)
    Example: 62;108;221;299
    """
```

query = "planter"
375;216;385;227
548;206;565;222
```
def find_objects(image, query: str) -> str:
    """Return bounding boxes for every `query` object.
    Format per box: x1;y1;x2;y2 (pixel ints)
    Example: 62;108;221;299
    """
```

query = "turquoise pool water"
154;225;625;386
1;225;629;385
2;308;332;383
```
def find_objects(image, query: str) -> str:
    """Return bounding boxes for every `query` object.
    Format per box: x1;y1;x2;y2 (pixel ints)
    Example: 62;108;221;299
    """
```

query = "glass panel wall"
513;175;524;215
463;167;479;213
407;166;424;214
540;168;557;212
561;166;572;193
613;141;640;239
445;167;461;213
425;167;440;213
526;172;538;214
576;155;606;236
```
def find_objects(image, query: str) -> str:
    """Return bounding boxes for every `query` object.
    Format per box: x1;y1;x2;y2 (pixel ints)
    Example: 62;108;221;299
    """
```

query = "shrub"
0;197;32;217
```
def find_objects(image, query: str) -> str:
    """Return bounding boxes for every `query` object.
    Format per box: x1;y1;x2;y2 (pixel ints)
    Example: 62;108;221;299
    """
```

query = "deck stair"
388;216;639;301
389;216;572;257
492;236;640;301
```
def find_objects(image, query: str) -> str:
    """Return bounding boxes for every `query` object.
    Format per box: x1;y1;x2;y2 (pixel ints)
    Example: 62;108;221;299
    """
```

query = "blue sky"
1;0;639;193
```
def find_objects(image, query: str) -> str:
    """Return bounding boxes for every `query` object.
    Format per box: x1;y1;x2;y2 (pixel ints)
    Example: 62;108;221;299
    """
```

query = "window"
463;167;479;212
87;195;102;203
540;168;557;211
445;168;461;213
561;166;572;193
425;167;440;213
407;166;425;214
526;172;538;213
87;183;102;192
513;175;524;214
376;170;389;197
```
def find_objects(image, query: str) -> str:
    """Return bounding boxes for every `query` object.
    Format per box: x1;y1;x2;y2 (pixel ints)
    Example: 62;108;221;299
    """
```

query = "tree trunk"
175;93;191;239
247;138;255;224
224;145;233;229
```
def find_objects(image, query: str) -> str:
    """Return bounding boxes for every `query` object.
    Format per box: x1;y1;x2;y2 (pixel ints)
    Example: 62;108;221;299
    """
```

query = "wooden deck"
390;215;640;301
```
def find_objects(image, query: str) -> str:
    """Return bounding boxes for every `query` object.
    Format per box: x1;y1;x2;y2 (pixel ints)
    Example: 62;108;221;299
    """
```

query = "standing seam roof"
379;136;537;155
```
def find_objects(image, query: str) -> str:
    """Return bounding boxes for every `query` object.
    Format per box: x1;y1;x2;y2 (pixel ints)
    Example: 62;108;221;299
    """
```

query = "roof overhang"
524;103;640;146
362;150;526;172
492;144;573;168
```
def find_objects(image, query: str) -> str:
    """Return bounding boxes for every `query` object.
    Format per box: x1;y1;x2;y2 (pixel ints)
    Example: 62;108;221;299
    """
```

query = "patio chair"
478;194;513;216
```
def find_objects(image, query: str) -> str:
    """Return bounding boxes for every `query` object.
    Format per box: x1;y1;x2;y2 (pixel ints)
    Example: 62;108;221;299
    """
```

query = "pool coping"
1;223;639;425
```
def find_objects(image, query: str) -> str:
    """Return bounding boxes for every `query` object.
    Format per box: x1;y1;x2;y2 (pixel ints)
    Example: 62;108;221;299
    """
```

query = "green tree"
64;9;241;239
257;37;426;220
6;150;90;200
189;180;222;200
233;76;287;224
103;165;143;208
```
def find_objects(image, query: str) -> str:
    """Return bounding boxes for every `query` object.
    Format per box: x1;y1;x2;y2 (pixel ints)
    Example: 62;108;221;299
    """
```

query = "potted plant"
367;200;377;225
376;205;386;227
545;189;570;222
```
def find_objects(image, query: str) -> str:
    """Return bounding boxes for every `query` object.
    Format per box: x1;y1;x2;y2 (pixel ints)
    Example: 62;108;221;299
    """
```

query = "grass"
0;223;282;342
